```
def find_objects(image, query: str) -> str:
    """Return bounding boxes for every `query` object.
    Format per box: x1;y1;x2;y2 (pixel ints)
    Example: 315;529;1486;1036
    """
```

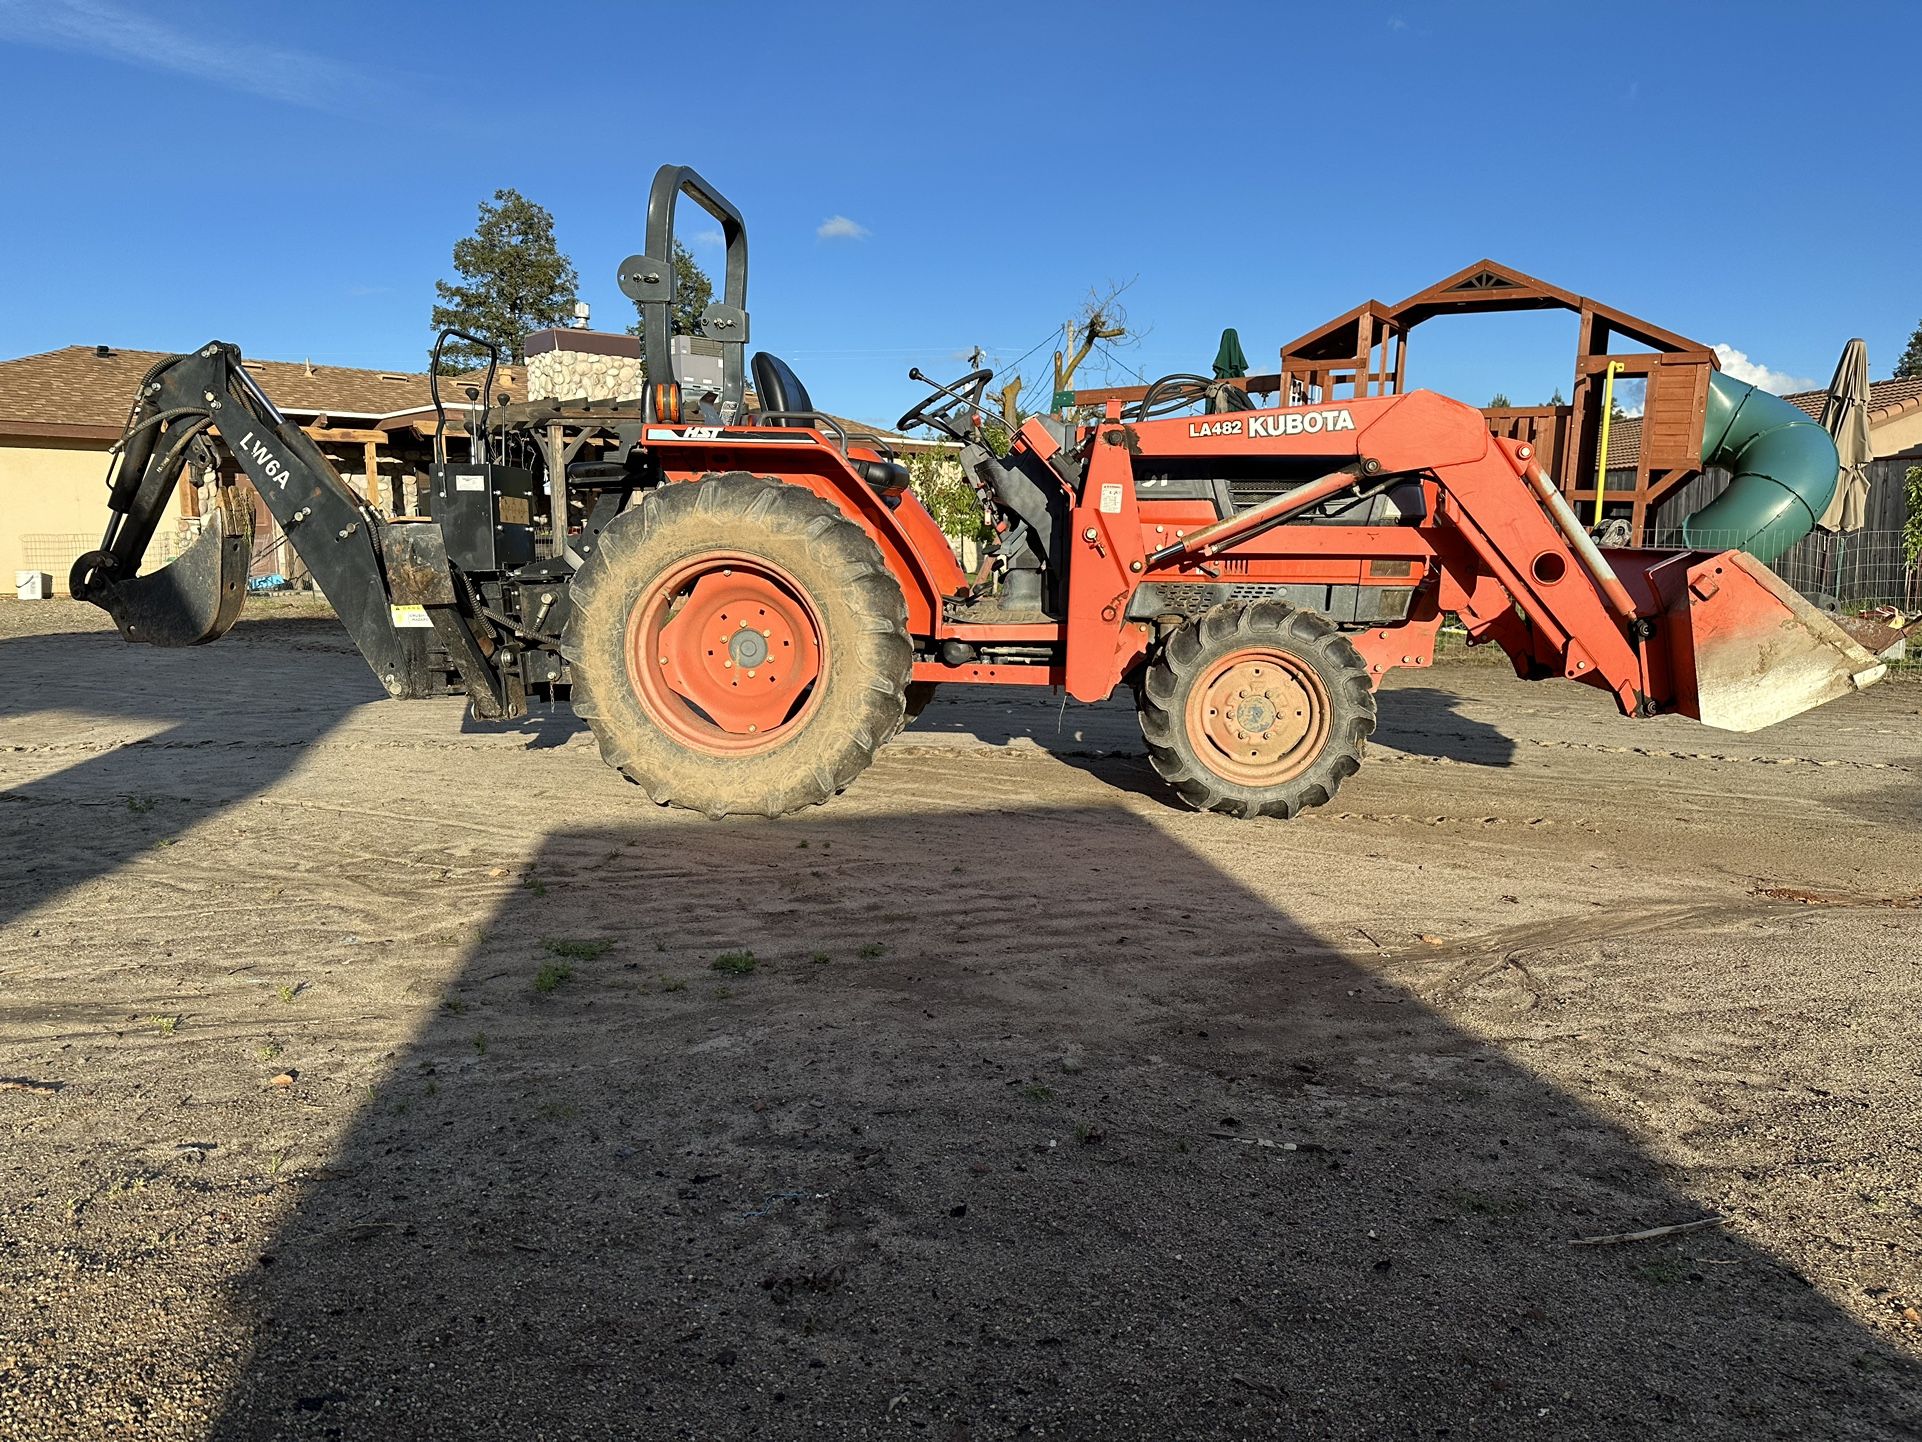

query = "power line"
993;326;1063;382
1092;339;1150;386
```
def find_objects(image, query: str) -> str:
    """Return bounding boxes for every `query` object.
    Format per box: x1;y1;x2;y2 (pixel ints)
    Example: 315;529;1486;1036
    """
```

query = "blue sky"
1;1;1917;425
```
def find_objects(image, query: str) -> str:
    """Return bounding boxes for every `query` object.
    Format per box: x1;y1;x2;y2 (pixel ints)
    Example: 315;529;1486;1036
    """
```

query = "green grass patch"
542;938;613;961
533;962;574;994
710;950;758;976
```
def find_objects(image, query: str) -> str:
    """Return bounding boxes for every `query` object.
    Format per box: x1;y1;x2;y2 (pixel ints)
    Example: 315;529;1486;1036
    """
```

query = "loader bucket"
70;483;254;647
1660;549;1885;732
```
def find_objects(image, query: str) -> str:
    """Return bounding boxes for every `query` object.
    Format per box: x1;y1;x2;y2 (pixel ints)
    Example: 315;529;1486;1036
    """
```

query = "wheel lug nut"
724;659;734;669
746;669;756;678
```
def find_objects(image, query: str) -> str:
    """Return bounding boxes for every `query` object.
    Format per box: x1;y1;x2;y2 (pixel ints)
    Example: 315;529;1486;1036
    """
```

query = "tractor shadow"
208;806;1918;1440
460;703;588;750
900;680;1521;801
1370;684;1519;767
0;616;375;935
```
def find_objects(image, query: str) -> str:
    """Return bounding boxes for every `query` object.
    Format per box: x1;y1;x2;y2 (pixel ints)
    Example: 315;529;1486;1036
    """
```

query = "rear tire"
1138;601;1375;820
563;472;911;818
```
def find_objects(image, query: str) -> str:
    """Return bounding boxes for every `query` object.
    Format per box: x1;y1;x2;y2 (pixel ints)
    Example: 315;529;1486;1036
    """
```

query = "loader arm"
71;342;482;706
1080;387;1882;731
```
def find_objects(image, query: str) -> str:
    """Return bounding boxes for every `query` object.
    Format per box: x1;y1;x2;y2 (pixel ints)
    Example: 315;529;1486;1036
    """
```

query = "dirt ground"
0;596;1917;1441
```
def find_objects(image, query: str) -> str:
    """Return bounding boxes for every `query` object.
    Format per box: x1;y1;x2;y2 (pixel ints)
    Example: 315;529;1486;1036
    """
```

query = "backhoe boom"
72;343;453;701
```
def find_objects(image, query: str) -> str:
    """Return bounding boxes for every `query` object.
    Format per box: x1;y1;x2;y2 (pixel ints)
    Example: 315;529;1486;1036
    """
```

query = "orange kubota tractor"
73;165;1884;820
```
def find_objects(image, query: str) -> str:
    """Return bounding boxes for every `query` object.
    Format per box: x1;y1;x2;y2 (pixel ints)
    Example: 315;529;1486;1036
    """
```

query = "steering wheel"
896;366;995;437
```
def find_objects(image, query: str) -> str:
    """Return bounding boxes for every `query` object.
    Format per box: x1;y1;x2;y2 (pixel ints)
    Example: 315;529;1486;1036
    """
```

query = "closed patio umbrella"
1816;337;1872;534
1212;328;1248;380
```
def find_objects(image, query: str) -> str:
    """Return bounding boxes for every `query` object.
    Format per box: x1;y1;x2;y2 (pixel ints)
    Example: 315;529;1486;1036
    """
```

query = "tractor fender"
665;448;962;635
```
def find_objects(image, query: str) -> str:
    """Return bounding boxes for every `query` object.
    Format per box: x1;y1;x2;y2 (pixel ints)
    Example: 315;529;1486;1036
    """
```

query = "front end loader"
74;163;1884;821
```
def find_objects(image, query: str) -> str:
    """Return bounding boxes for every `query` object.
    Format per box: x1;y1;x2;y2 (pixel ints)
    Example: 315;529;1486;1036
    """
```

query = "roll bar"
618;165;750;423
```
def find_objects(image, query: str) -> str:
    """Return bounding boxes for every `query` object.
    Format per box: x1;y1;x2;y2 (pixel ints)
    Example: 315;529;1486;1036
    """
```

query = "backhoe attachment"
70;343;472;708
73;472;253;647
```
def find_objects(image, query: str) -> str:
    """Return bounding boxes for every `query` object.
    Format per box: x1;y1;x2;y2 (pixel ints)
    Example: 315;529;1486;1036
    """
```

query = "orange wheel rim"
626;552;825;755
1183;647;1329;786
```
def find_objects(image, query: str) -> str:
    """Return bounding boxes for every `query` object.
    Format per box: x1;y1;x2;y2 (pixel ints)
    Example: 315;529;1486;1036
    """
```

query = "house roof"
0;345;522;441
1781;373;1922;427
1598;375;1922;470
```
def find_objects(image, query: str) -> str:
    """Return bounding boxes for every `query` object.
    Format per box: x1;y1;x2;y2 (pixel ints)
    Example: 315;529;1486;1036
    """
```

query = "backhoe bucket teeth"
72;486;254;648
1661;549;1885;732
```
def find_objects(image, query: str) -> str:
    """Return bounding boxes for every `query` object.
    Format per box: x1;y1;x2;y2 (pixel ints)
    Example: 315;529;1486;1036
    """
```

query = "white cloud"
1712;344;1818;396
1388;15;1408;29
690;229;724;248
816;215;870;242
0;0;371;110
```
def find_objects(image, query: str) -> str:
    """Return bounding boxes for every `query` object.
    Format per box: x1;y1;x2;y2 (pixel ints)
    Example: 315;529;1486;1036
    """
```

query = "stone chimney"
524;329;643;404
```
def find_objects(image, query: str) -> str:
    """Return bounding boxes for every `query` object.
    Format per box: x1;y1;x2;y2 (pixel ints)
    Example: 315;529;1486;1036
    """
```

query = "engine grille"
1145;583;1300;616
1227;479;1294;511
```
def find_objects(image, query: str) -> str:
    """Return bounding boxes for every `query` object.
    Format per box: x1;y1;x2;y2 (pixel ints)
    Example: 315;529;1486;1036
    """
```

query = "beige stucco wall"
0;432;421;596
1872;409;1922;460
0;437;120;592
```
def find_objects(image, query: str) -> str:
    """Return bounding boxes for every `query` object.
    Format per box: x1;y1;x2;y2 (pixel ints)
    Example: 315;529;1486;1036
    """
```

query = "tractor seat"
751;351;909;492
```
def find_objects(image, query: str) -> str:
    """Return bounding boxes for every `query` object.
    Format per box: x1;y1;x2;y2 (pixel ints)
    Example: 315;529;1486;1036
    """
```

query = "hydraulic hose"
1682;370;1838;564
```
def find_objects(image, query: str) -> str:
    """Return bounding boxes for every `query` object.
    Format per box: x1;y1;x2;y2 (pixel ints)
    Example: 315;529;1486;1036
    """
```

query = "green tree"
1904;465;1922;571
1546;387;1566;406
908;451;990;546
627;242;715;340
430;189;579;370
1897;319;1922;380
1487;391;1511;408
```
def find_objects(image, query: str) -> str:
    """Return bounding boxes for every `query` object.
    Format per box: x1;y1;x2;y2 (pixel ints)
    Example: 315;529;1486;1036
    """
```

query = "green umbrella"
1212;327;1248;380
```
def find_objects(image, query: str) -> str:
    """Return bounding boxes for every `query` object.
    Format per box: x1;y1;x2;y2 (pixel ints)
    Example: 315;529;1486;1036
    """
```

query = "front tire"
1138;601;1375;819
563;473;912;818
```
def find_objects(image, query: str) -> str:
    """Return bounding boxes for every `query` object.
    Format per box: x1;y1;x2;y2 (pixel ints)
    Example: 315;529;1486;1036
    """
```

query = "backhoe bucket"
70;484;254;647
1659;549;1885;732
